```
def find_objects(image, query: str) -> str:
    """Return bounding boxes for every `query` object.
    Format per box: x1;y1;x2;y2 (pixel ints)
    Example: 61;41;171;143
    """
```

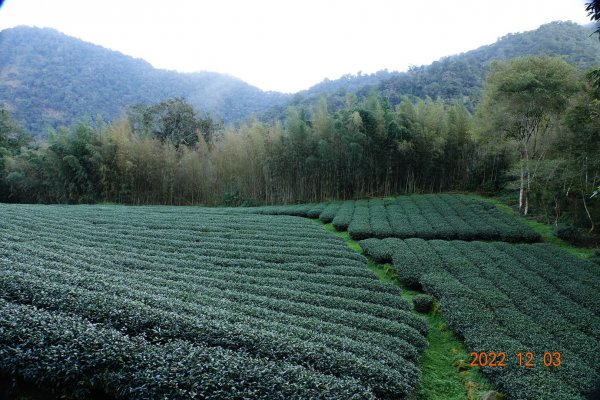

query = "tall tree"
127;98;218;148
563;71;600;231
0;109;32;201
586;1;600;92
478;56;580;214
587;1;600;39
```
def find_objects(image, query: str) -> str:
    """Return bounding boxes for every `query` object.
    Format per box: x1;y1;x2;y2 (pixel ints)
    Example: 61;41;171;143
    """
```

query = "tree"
127;98;218;148
478;56;580;214
0;108;31;154
586;1;600;92
0;109;32;201
587;1;600;39
562;72;600;232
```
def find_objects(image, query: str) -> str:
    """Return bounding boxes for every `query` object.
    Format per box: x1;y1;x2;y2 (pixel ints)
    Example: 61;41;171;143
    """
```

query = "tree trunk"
521;140;532;216
519;161;525;212
524;158;531;216
581;190;595;233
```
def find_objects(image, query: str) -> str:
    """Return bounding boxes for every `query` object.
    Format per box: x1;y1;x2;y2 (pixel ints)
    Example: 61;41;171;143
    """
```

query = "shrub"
332;201;355;231
348;204;370;240
360;237;600;399
319;202;341;223
0;300;377;400
242;194;540;243
590;248;600;265
0;203;428;399
412;294;434;313
554;223;581;243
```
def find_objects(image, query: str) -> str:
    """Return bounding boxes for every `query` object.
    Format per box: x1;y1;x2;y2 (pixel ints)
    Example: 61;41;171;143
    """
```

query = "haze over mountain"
1;21;600;136
0;26;290;134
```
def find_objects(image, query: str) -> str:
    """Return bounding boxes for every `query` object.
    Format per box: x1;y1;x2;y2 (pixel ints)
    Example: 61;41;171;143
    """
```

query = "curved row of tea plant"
241;194;540;242
0;204;428;399
360;238;600;400
0;299;377;400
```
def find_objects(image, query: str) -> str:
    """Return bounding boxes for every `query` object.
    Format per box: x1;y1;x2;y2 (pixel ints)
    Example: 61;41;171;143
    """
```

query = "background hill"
1;21;600;135
0;26;290;134
263;21;600;119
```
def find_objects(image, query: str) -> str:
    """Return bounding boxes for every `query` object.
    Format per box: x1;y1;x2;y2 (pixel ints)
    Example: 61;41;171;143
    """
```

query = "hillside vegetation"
0;203;428;399
0;26;289;133
360;237;600;399
2;9;600;400
264;21;600;119
240;194;540;242
2;47;600;234
1;22;599;136
1;196;599;399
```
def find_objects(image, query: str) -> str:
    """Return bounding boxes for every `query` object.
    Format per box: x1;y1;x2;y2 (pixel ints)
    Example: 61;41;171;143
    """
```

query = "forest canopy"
1;52;599;236
1;17;600;237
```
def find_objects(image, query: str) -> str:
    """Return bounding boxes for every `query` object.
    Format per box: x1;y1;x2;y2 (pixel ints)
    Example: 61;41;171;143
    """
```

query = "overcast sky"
0;0;592;93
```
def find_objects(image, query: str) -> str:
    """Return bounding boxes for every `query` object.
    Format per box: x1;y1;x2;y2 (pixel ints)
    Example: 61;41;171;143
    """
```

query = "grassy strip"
318;220;497;400
484;196;594;259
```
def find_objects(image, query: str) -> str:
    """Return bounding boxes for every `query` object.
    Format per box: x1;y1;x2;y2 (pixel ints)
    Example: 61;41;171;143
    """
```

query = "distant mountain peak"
260;21;600;120
2;21;599;135
0;26;289;135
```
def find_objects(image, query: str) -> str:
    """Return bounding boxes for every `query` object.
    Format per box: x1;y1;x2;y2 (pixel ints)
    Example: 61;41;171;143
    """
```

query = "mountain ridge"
263;21;600;119
1;21;599;135
0;26;290;134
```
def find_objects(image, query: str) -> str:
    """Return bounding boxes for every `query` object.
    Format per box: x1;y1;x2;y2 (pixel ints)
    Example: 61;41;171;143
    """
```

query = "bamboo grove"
0;56;599;231
0;95;507;206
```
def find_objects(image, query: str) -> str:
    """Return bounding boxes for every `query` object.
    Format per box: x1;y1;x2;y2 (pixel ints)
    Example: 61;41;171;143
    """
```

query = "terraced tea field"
360;238;600;399
0;196;598;400
0;204;426;399
243;194;540;242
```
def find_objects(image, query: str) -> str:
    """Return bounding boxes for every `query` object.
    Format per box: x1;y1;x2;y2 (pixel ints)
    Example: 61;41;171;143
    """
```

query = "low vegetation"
244;194;540;242
321;222;496;400
0;204;428;399
2;10;600;398
360;238;600;399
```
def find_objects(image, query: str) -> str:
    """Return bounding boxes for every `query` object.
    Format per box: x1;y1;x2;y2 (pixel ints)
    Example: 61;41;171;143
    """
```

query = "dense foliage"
2;56;600;232
477;56;581;215
0;300;376;400
359;238;600;399
2;22;599;137
265;21;600;119
0;26;289;133
412;294;434;314
2;23;600;233
1;96;507;205
0;204;428;399
244;194;540;242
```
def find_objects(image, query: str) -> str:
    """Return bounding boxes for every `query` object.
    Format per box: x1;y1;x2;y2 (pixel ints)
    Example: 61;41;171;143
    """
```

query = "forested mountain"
264;21;600;118
2;21;599;136
0;26;290;135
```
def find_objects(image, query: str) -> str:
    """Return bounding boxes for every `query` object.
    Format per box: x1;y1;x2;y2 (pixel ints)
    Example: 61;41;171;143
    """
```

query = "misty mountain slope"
0;26;290;135
264;21;600;119
2;21;600;135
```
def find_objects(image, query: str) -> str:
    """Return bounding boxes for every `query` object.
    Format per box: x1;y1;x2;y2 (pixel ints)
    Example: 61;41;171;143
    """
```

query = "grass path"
319;221;497;400
485;196;594;259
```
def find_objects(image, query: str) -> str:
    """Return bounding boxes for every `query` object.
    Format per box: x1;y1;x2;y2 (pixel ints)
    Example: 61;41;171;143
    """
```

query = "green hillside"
0;26;290;134
264;21;600;118
2;22;599;135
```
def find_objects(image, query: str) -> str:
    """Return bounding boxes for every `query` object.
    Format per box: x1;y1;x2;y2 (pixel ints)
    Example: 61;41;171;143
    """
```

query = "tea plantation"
0;196;598;399
0;204;426;399
242;194;540;242
360;238;600;399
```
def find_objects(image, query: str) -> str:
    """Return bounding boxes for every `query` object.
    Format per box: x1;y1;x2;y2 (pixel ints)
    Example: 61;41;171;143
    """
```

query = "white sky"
0;0;592;93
